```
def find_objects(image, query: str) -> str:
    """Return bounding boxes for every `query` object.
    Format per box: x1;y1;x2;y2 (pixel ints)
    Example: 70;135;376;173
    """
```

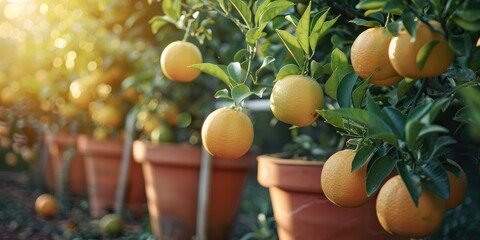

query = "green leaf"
416;40;439;71
401;11;417;41
214;89;232;100
227;62;243;83
366;92;396;131
453;15;480;32
190;63;232;87
149;16;168;34
275;64;301;82
325;68;340;99
386;21;403;36
232;84;254;106
315;15;340;46
234;49;249;62
453;106;472;124
366;156;397;196
330;48;350;78
405;120;422;151
229;0;253;29
417;125;448;139
337;72;358;108
254;0;271;24
276;29;305;68
162;0;181;21
356;0;386;10
255;56;276;77
296;1;311;55
349;18;382;27
257;0;294;31
352;145;376;172
352;80;368;108
427;136;457;161
421;159;450;200
383;107;407;136
318;108;397;144
396;78;415;99
397;161;422;207
309;9;329;53
246;27;265;46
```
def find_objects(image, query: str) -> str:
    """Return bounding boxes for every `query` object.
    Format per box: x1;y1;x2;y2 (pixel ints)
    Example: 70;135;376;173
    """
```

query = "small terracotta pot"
257;154;406;240
133;140;255;240
77;135;146;218
44;132;87;197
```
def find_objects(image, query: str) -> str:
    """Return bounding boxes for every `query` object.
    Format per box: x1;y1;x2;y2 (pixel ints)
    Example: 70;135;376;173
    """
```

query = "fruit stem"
182;19;194;42
409;78;427;113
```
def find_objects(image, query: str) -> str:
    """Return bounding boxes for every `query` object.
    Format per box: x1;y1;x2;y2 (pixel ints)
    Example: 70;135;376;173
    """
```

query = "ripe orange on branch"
376;175;446;238
445;159;468;210
201;107;253;160
388;20;455;79
160;41;203;82
351;27;402;86
320;149;371;208
270;75;323;127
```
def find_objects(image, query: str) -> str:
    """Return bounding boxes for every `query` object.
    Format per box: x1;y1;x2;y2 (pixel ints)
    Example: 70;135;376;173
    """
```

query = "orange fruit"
445;159;468;210
351;27;402;86
99;213;123;237
35;193;59;218
270;75;323;127
201;107;253;159
160;41;202;82
388;20;455;79
376;175;446;238
321;149;371;207
5;152;18;166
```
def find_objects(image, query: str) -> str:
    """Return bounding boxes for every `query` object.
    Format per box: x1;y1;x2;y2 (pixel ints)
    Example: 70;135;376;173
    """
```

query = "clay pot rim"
133;140;256;169
76;134;124;157
257;153;325;166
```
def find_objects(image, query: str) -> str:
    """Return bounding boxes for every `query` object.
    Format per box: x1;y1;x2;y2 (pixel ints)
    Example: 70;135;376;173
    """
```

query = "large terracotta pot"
77;135;146;218
132;140;255;240
44;132;87;197
257;154;406;240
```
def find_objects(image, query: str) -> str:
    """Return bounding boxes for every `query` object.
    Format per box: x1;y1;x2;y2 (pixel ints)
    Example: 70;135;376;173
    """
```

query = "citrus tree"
146;0;480;238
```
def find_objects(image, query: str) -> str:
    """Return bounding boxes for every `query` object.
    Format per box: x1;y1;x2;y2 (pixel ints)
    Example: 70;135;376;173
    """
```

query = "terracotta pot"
257;154;406;240
77;135;146;218
132;140;255;240
44;133;87;197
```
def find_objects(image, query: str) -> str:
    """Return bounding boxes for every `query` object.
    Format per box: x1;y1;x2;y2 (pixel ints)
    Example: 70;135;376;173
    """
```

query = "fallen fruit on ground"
99;213;123;237
35;193;59;218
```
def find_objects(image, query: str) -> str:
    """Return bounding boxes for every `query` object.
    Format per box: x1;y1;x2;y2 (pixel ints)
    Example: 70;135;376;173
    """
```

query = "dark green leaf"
397;161;422;207
229;0;253;28
349;18;382;27
366;92;396;131
453;15;480;32
453;106;472;124
405;120;422;150
352;80;368;108
396;78;415;99
383;107;407;137
352;145;376;172
427;136;457;161
417;125;448;139
416;40;439;71
337;72;358;108
421;159;450;200
275;64;301;82
325;68;340;99
366;156;397;196
386;21;403;36
276;29;305;68
401;11;417;41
